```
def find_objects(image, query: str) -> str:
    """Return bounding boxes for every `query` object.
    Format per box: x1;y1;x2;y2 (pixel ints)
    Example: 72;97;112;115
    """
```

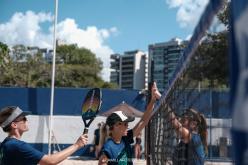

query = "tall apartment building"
110;50;148;90
148;38;187;91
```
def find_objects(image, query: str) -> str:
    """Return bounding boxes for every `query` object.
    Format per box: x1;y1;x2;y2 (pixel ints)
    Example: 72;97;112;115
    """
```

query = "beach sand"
59;159;146;165
59;159;233;165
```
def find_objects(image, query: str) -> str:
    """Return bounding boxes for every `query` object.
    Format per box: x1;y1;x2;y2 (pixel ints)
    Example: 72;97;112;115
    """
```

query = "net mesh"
147;1;227;164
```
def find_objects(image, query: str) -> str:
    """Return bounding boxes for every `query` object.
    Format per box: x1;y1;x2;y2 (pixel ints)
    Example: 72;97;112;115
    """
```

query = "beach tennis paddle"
81;88;102;134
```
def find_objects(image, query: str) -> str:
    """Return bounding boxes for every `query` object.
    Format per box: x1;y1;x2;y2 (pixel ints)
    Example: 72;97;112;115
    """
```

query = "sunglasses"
14;116;27;122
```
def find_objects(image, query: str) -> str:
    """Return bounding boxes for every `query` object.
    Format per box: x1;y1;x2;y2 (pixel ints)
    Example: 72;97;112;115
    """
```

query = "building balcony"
110;54;120;59
121;64;133;68
121;75;133;79
110;74;118;78
121;83;133;87
122;58;134;63
110;61;120;67
122;60;134;65
121;78;133;82
122;69;133;73
110;78;118;81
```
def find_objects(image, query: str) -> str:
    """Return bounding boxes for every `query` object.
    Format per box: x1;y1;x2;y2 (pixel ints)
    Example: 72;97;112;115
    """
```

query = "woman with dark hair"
171;108;208;165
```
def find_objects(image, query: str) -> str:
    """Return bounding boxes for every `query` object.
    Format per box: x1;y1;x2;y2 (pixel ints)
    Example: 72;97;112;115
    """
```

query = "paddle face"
81;88;102;134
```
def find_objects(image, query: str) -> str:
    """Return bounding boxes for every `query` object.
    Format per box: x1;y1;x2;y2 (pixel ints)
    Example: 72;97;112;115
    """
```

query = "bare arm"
39;134;88;165
132;82;161;137
169;112;190;143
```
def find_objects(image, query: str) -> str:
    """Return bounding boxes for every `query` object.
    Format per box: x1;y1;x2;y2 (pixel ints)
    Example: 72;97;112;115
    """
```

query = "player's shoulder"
2;138;27;151
103;138;125;151
4;138;22;145
103;138;114;147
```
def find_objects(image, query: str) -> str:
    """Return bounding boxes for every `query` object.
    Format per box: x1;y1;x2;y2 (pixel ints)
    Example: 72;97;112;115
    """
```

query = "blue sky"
0;0;211;81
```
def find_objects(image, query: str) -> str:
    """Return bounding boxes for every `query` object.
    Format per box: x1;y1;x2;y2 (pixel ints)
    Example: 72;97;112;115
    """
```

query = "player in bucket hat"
98;82;161;165
0;106;88;165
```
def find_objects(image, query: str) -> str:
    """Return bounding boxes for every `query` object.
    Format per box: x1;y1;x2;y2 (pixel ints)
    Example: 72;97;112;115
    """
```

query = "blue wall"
168;89;231;118
0;87;230;118
0;87;139;115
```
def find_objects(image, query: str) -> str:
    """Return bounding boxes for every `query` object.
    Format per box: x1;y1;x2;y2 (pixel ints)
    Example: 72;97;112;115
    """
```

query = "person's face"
12;116;29;132
189;120;198;130
180;116;190;128
114;121;129;136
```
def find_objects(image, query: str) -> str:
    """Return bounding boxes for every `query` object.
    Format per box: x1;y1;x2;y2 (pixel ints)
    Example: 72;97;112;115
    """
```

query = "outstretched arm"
169;111;190;143
132;82;161;137
39;134;88;165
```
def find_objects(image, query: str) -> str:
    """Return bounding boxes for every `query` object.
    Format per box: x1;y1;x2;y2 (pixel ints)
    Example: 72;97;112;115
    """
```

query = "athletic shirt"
172;133;205;165
188;133;205;165
100;130;134;165
172;141;188;165
0;137;44;165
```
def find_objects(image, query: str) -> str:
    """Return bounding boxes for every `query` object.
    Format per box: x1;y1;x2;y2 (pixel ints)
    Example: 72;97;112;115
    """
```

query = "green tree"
0;43;115;88
217;0;229;30
25;52;51;87
101;82;118;89
55;44;104;88
186;2;229;88
0;42;10;68
0;45;48;87
3;45;31;86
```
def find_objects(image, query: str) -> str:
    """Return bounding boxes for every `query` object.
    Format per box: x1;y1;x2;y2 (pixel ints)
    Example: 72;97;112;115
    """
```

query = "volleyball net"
147;1;230;164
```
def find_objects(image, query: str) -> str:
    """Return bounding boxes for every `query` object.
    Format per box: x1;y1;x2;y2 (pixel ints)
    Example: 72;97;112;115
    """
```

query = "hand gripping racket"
81;88;102;134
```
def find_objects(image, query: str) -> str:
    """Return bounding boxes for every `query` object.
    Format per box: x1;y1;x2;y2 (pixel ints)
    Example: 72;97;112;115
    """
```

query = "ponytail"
186;108;208;156
99;124;109;148
198;113;208;156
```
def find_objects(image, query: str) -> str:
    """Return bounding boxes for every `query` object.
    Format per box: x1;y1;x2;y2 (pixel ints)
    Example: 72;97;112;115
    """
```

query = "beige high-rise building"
110;50;148;90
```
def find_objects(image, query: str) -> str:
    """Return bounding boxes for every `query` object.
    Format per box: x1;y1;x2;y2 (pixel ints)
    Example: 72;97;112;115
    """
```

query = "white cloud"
0;11;117;82
0;11;53;48
185;34;192;40
166;0;226;33
166;0;183;8
208;16;227;33
166;0;209;29
56;18;117;81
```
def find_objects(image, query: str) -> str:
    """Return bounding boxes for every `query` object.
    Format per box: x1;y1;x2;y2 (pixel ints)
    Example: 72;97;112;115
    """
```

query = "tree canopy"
0;42;10;68
0;43;117;88
185;1;229;88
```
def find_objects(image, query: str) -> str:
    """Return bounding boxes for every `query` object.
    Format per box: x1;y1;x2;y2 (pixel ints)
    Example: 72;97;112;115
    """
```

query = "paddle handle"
83;127;89;134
